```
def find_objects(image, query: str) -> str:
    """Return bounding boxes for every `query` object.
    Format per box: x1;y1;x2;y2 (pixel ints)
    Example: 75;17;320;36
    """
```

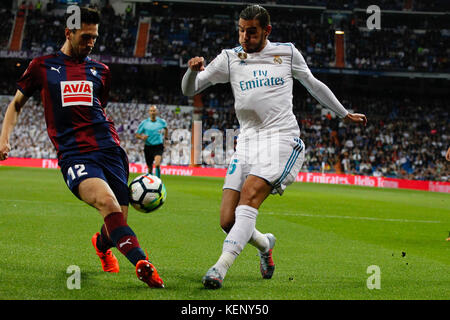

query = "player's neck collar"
57;50;90;63
260;39;271;53
247;39;270;55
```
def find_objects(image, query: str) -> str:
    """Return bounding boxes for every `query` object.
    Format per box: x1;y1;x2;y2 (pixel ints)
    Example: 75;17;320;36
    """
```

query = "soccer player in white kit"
182;5;367;289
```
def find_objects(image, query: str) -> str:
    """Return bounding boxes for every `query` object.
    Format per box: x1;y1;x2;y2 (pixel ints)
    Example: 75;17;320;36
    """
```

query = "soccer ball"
129;174;166;213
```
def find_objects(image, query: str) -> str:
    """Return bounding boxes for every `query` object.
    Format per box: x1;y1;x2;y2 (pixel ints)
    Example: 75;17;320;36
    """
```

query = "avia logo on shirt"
60;81;94;107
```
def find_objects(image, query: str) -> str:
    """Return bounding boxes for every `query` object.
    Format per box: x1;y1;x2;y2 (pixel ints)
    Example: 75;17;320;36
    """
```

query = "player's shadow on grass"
61;269;124;288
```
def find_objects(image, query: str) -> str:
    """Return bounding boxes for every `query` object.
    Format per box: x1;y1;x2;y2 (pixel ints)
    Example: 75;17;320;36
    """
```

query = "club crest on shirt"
60;80;94;107
238;52;247;65
273;55;283;64
90;67;97;76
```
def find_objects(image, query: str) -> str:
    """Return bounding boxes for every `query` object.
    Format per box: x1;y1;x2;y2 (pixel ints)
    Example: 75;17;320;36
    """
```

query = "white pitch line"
265;212;442;224
0;198;86;207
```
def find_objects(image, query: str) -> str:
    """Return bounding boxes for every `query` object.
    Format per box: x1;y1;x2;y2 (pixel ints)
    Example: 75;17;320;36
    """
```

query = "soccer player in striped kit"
0;7;164;288
182;5;367;289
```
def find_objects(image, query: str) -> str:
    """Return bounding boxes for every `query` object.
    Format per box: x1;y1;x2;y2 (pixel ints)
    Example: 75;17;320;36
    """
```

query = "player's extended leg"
203;175;272;289
92;204;130;272
154;155;162;178
80;178;164;287
221;189;272;252
220;189;275;279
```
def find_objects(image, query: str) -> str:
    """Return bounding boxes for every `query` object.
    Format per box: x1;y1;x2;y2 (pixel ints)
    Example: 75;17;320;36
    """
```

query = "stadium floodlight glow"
335;30;345;35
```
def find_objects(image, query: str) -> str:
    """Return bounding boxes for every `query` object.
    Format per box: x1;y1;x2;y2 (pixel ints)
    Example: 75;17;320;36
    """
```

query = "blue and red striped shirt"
17;50;120;160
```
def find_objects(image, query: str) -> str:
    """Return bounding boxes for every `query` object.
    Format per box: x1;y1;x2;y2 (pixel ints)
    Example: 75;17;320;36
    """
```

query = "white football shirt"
184;40;349;139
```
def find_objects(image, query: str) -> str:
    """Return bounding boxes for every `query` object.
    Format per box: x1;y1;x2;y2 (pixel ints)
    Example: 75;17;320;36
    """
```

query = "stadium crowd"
0;91;448;182
0;1;448;182
3;2;448;72
214;0;450;11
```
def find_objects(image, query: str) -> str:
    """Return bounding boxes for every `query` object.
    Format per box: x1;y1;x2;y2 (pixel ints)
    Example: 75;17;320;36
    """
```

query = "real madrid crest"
273;55;282;64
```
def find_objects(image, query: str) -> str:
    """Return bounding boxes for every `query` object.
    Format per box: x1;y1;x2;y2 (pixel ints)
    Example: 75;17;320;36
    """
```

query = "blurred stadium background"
0;0;448;183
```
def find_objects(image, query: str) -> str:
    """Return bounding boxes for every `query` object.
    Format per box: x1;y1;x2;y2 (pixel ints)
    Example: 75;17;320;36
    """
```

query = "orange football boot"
91;232;120;273
136;255;165;288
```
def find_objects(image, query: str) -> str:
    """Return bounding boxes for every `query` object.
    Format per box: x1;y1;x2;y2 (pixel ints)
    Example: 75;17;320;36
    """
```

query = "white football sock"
211;252;235;278
213;205;258;278
248;229;270;253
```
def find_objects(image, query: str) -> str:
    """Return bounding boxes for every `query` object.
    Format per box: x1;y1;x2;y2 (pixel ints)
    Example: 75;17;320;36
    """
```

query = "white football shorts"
223;136;305;195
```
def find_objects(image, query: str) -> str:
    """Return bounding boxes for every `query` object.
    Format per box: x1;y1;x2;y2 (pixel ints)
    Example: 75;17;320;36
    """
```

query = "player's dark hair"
65;6;101;30
239;5;270;29
80;7;101;25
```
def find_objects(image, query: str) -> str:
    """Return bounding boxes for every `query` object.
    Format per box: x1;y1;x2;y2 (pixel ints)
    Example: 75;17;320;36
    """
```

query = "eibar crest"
273;55;282;64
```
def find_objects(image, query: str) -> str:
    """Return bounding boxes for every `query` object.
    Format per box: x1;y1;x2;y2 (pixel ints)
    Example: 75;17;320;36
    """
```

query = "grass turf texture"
0;166;449;300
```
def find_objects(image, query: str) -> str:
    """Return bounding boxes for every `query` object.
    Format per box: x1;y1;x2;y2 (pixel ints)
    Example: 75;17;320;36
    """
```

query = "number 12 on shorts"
66;164;88;186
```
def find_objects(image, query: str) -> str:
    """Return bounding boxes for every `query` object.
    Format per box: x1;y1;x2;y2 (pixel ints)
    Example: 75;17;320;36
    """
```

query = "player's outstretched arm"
296;72;367;126
291;45;366;124
0;90;29;161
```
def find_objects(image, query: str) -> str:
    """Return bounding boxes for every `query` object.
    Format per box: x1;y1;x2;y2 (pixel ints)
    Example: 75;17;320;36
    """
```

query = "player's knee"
95;194;120;213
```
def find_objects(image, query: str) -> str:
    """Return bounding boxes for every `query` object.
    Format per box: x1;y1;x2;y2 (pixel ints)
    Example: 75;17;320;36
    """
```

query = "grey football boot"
259;233;276;279
202;267;223;289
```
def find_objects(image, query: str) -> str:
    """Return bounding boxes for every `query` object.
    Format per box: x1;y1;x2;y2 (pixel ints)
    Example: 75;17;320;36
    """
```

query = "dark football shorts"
144;143;164;167
59;146;130;206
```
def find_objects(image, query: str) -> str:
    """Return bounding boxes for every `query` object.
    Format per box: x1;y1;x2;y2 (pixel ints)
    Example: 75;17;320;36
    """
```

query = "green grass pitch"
0;166;449;300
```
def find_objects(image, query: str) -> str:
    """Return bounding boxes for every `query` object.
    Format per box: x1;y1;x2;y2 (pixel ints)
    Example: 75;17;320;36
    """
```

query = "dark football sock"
103;212;147;266
96;224;114;253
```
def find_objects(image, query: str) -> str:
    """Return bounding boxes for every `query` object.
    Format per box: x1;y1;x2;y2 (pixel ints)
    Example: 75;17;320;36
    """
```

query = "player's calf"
103;211;147;266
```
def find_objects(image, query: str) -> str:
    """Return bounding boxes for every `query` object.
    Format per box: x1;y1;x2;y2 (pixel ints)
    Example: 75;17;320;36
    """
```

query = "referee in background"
136;105;168;178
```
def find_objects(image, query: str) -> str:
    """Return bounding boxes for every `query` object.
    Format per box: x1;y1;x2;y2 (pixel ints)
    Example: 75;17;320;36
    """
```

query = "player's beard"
243;34;266;53
76;46;92;59
71;41;92;60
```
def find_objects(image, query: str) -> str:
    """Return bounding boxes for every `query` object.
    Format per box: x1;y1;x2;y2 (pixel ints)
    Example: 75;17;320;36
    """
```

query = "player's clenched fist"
0;140;10;161
188;56;205;71
344;113;367;126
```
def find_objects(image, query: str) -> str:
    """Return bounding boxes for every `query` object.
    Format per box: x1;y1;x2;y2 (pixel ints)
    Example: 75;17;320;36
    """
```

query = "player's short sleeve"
290;44;312;80
197;49;230;85
161;119;167;128
17;58;41;97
